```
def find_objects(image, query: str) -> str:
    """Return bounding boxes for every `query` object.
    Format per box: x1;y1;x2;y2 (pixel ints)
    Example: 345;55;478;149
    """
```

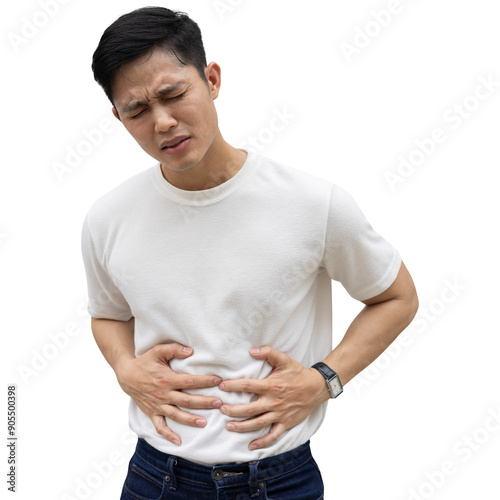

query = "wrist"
114;354;136;382
308;367;332;404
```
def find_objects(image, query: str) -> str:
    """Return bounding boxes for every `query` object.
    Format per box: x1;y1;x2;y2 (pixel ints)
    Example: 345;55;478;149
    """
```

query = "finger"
151;414;181;446
219;378;265;394
169;392;223;410
248;422;286;450
149;390;222;409
225;413;275;433
250;346;290;369
220;401;264;418
175;373;223;390
158;404;209;429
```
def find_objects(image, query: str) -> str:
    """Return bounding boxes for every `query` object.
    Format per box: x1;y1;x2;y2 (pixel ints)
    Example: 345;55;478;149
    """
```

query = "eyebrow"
121;82;186;114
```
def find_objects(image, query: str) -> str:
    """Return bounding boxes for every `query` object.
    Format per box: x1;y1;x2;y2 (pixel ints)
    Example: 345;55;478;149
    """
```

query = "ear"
112;107;121;122
205;62;221;100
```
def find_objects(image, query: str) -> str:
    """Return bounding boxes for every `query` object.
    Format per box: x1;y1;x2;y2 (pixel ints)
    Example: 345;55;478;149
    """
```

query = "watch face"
329;377;343;397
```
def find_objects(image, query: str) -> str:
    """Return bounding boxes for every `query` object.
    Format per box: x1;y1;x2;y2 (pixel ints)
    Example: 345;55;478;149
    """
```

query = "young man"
83;7;418;499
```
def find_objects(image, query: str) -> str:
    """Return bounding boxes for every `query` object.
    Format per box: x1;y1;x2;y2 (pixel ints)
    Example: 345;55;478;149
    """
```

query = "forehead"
112;48;196;107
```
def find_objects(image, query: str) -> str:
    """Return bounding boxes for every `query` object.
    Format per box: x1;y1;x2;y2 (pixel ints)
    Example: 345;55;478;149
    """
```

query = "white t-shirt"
81;149;401;465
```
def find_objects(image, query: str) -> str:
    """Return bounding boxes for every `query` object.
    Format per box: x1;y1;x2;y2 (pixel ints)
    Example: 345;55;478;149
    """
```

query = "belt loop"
165;456;178;491
248;461;260;496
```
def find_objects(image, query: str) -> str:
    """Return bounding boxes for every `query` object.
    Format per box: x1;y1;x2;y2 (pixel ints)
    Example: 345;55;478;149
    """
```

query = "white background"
2;0;499;499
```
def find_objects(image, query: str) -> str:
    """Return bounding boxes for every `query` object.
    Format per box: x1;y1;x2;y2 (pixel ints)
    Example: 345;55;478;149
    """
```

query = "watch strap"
311;362;343;398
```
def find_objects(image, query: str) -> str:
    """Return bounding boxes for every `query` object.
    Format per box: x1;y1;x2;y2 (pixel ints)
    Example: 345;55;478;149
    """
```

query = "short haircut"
92;6;208;104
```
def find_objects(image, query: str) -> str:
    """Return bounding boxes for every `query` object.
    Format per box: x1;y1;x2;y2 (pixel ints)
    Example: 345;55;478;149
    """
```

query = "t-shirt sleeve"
81;215;133;321
322;184;402;301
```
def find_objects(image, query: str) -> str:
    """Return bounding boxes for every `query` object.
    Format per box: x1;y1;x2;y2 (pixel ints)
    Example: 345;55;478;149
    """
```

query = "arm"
91;317;223;446
219;261;418;449
322;260;419;385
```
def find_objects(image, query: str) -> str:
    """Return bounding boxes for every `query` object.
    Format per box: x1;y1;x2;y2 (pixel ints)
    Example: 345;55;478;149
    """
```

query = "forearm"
91;316;135;375
324;295;417;386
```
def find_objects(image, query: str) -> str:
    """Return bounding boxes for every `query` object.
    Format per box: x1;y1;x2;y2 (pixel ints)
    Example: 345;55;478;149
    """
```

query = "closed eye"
130;109;146;120
165;92;186;101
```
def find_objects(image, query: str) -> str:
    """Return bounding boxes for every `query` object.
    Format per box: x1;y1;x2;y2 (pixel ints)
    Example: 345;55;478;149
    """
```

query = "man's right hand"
115;343;223;446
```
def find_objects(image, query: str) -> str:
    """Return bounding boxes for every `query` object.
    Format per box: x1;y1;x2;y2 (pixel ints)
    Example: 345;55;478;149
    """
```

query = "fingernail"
250;348;260;355
214;378;222;385
173;439;181;446
219;382;225;390
183;347;192;353
249;444;258;450
227;423;235;431
220;406;227;415
196;419;206;427
212;400;222;408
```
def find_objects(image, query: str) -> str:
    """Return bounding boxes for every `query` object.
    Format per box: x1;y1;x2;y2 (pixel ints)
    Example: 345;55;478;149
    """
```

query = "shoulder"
255;156;366;227
254;153;333;197
85;165;156;228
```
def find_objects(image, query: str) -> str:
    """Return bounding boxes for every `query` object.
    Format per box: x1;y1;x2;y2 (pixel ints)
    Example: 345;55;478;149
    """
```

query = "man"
82;6;418;499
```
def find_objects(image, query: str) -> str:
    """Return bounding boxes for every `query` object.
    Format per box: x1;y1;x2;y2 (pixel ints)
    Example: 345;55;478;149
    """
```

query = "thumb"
250;345;289;368
154;342;193;361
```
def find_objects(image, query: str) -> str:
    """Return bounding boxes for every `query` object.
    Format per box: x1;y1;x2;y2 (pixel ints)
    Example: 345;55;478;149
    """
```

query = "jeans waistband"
135;438;313;487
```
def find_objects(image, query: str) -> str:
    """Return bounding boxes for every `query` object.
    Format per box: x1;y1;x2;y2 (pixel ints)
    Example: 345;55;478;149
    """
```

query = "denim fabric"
120;438;324;500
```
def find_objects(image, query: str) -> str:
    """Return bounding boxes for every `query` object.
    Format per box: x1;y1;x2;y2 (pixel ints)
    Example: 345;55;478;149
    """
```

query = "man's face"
111;47;220;174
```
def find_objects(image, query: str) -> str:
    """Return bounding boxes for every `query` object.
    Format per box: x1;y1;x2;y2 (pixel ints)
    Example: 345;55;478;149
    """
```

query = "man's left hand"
218;346;330;450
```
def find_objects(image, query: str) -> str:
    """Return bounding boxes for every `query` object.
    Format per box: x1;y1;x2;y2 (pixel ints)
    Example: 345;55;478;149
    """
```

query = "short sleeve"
81;215;133;321
322;184;402;301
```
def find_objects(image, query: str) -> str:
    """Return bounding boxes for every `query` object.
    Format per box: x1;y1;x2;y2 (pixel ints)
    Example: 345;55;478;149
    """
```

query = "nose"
152;105;178;134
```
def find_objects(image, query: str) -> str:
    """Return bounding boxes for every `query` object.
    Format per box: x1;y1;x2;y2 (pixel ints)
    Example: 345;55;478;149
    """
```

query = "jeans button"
259;482;265;489
165;475;171;482
213;469;224;481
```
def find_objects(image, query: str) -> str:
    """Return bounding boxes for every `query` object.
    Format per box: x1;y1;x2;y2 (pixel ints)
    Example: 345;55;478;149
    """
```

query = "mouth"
161;136;190;151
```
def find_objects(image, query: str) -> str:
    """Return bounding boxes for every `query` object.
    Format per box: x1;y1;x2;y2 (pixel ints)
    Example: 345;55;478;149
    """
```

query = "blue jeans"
120;438;324;499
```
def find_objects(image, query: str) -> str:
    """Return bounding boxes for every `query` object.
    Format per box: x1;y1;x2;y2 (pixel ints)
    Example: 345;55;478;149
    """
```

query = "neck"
160;131;247;191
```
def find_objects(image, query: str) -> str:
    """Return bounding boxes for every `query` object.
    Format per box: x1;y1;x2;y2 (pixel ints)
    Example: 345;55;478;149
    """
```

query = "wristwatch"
311;362;343;398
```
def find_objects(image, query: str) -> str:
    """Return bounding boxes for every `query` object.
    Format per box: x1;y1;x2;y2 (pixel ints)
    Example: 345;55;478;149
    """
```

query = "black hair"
92;6;208;104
